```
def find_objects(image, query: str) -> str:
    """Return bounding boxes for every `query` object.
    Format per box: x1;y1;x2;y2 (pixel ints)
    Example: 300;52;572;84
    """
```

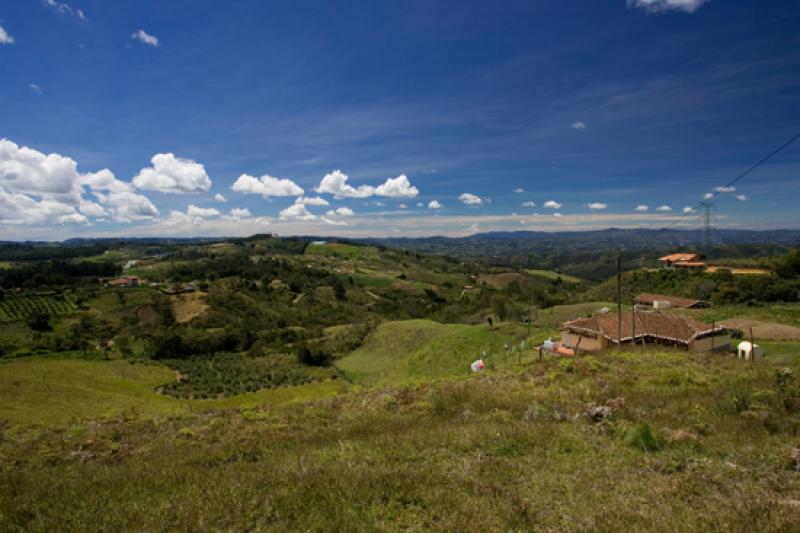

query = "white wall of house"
561;331;605;351
688;334;731;352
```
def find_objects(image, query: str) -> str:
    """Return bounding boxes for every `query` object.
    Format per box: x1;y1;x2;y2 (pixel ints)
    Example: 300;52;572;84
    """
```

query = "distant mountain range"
366;228;800;256
364;228;800;281
2;228;798;250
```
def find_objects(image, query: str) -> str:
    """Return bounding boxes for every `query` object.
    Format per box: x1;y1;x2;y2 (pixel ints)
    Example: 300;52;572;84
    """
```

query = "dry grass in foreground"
2;347;800;531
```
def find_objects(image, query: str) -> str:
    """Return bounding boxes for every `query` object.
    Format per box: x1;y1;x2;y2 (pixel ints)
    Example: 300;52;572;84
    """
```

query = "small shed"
737;341;763;360
635;293;710;309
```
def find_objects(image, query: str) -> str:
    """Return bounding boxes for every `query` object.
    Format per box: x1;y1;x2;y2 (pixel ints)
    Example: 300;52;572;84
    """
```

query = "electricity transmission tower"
699;199;715;256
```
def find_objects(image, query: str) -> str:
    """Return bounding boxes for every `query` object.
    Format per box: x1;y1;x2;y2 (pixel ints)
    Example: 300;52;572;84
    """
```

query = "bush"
625;423;661;452
27;311;52;332
296;345;333;367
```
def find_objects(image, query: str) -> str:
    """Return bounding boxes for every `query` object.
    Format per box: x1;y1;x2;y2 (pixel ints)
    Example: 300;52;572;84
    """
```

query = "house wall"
561;331;604;351
689;334;731;353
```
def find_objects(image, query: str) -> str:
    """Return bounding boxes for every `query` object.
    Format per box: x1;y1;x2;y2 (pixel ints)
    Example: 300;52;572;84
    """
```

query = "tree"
296;344;333;367
116;335;133;358
28;311;52;332
491;294;511;321
777;249;800;279
333;279;347;301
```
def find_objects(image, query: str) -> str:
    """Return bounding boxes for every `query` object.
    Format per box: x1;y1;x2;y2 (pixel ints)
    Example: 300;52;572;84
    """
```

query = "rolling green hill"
524;269;582;284
338;319;533;385
0;357;345;427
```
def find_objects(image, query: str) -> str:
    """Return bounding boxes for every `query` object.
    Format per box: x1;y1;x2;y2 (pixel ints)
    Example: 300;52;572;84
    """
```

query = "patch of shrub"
160;353;333;398
625;423;661;452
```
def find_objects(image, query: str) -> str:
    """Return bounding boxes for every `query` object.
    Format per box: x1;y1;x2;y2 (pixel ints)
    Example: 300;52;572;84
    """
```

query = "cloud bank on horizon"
0;134;782;239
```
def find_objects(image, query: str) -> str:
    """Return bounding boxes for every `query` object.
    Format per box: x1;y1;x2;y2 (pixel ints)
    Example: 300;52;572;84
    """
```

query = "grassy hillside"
340;319;542;385
525;268;582;284
3;346;800;530
305;242;378;260
0;357;345;427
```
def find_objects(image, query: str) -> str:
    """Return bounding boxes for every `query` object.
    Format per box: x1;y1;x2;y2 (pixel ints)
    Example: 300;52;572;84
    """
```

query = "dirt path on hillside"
718;318;800;341
170;293;210;323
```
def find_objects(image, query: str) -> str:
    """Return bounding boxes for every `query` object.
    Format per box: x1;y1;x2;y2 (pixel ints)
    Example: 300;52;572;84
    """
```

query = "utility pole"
711;320;715;353
616;252;622;351
700;200;714;257
527;292;533;340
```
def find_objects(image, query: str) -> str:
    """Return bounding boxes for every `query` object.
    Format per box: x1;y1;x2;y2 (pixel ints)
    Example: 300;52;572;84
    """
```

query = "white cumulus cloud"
0;139;159;225
656;205;672;212
101;190;160;221
634;204;649;212
315;170;375;199
131;29;159;47
186;205;220;218
587;202;607;210
133;153;211;194
29;84;43;95
321;216;348;226
571;121;586;130
375;174;419;198
521;201;536;207
715;185;736;193
279;203;316;221
214;193;226;203
0;190;87;226
428;200;443;209
735;194;748;201
459;193;483;205
0;25;14;45
683;206;695;214
543;200;562;209
627;0;709;13
294;196;329;206
514;188;525;193
326;207;354;217
228;207;252;219
231;173;303;198
43;0;86;19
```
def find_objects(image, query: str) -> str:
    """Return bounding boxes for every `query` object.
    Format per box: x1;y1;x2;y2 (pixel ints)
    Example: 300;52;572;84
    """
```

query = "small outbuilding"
737;341;763;360
634;292;710;309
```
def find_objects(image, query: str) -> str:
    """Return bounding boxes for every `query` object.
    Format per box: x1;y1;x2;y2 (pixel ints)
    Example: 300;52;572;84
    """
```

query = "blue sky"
1;0;799;239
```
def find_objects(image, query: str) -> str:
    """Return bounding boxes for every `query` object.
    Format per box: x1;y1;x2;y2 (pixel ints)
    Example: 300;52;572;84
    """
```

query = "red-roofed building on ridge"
658;253;705;270
106;275;140;288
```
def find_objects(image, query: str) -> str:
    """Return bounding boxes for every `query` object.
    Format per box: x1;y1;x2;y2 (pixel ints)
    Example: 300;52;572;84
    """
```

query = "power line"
663;131;800;230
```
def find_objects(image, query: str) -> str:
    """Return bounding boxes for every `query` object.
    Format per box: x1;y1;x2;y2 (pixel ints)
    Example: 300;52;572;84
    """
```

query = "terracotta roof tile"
659;253;701;262
563;313;722;344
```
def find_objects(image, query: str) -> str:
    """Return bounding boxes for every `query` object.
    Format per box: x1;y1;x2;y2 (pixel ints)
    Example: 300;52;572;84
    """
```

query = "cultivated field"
0;294;76;321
